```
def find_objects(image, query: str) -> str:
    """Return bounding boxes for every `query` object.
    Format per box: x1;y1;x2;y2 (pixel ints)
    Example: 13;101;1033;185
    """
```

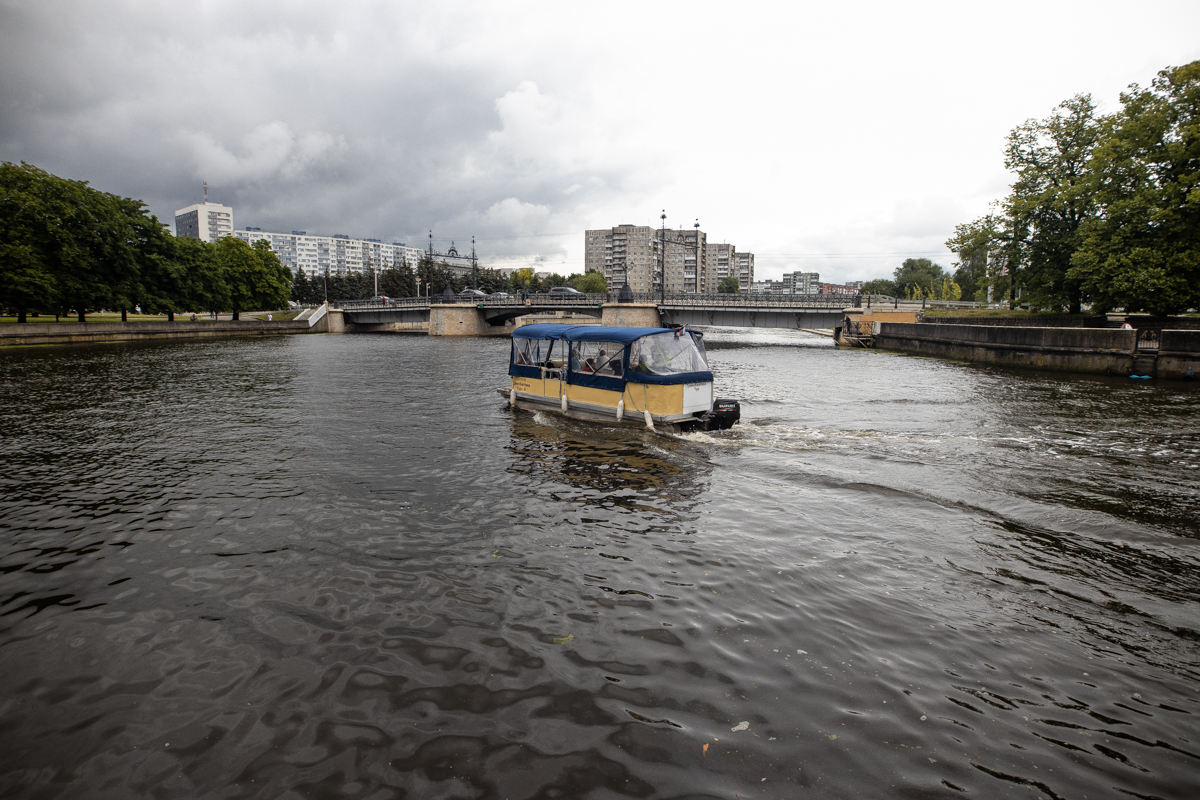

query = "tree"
893;258;946;298
172;236;227;315
945;215;1001;302
859;278;897;296
576;270;608;293
0;163;56;322
1004;95;1102;312
0;161;187;322
379;264;417;298
930;276;962;301
215;237;291;320
1069;61;1200;315
717;276;739;293
291;271;313;303
508;267;538;294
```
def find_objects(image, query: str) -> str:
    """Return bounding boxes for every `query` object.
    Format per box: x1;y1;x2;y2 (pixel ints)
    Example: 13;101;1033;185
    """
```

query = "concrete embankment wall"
923;314;1200;329
874;323;1200;380
921;315;1109;328
0;319;313;348
1159;330;1200;379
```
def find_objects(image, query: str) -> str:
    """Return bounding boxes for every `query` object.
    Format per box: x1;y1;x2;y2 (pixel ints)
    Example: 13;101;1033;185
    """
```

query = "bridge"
335;291;873;335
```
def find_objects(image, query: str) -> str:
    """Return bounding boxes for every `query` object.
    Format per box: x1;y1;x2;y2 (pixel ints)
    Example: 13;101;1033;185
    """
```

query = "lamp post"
659;211;667;305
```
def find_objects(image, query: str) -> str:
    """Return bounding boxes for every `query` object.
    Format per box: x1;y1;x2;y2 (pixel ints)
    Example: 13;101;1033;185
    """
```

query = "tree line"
854;61;1198;315
294;261;608;304
945;60;1199;315
0;162;292;322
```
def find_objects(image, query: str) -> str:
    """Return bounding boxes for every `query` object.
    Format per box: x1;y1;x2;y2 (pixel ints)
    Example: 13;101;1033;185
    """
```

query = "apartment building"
584;225;659;293
586;224;735;294
781;271;821;294
174;202;233;243
707;243;735;292
234;228;424;278
664;227;706;293
735;251;754;291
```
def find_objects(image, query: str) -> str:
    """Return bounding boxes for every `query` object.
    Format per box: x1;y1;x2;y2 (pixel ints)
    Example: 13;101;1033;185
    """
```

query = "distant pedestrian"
268;313;273;321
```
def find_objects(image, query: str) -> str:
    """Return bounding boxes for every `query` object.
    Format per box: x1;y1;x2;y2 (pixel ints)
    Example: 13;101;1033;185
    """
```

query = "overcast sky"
2;1;1198;283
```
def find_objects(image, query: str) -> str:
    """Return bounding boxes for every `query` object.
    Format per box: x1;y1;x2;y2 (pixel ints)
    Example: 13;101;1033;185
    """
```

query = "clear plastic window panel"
513;338;554;367
629;331;710;375
569;341;625;378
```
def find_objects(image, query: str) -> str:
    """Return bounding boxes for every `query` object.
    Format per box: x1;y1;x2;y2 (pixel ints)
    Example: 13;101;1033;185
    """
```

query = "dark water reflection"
0;331;1197;799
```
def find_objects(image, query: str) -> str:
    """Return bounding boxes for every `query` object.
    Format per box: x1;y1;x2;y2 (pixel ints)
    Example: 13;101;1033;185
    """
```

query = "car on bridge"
487;292;514;300
458;289;486;299
548;286;581;296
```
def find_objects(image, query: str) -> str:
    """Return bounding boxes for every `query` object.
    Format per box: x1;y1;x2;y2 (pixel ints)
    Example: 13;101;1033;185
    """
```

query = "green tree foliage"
1069;62;1200;315
0;161;301;322
948;60;1199;314
508;267;538;294
893;258;946;298
859;278;897;296
944;215;1001;302
378;264;417;298
717;276;740;293
575;270;608;293
1004;95;1101;313
214;237;291;320
0;163;57;322
414;256;463;298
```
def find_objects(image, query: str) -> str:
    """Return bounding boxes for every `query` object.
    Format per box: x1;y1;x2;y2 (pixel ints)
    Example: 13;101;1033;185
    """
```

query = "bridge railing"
335;291;988;311
654;292;855;308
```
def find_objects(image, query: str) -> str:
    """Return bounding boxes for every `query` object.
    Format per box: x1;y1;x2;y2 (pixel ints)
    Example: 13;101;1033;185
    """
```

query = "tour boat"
500;323;740;431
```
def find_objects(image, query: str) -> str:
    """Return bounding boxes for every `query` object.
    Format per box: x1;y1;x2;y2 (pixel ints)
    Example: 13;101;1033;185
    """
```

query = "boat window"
513;337;553;366
629;330;709;376
690;331;707;363
569;341;624;378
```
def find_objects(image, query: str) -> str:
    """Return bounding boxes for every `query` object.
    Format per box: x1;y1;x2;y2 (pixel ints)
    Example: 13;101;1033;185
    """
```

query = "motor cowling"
708;399;740;429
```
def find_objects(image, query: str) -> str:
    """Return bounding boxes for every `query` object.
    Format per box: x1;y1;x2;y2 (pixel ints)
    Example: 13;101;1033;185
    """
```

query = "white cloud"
1;0;1197;279
180;123;346;184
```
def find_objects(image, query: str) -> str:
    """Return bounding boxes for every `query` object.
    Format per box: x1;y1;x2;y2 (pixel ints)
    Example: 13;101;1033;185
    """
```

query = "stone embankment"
871;322;1199;380
1;308;331;348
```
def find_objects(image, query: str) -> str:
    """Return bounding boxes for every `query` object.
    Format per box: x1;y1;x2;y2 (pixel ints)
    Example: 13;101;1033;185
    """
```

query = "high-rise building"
664;227;706;294
781;271;820;294
707;243;735;292
174;202;233;243
585;224;725;294
584;225;659;294
735;251;754;291
233;228;424;279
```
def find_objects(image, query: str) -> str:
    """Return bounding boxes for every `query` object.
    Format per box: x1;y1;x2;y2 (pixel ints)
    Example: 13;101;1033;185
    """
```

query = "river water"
1;329;1197;799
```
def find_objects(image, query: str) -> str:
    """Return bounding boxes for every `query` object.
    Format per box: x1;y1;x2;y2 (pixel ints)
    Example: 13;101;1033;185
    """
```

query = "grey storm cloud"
0;1;665;260
4;0;1197;279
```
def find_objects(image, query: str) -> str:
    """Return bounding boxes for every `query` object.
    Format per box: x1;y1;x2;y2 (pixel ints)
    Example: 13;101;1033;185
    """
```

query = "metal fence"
331;292;994;311
336;291;879;310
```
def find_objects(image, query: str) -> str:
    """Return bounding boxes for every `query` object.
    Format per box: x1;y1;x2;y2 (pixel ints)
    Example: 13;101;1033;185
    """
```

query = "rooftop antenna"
203;181;208;204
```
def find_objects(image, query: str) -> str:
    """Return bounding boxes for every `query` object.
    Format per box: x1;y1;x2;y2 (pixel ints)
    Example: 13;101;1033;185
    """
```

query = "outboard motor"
691;398;740;431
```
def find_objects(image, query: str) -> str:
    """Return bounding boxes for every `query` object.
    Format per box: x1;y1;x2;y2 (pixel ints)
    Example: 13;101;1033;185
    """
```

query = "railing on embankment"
872;322;1199;380
0;318;314;348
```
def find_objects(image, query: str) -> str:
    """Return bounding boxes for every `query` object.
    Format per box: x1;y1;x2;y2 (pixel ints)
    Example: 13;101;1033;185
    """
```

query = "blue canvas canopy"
511;323;669;344
509;324;713;387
